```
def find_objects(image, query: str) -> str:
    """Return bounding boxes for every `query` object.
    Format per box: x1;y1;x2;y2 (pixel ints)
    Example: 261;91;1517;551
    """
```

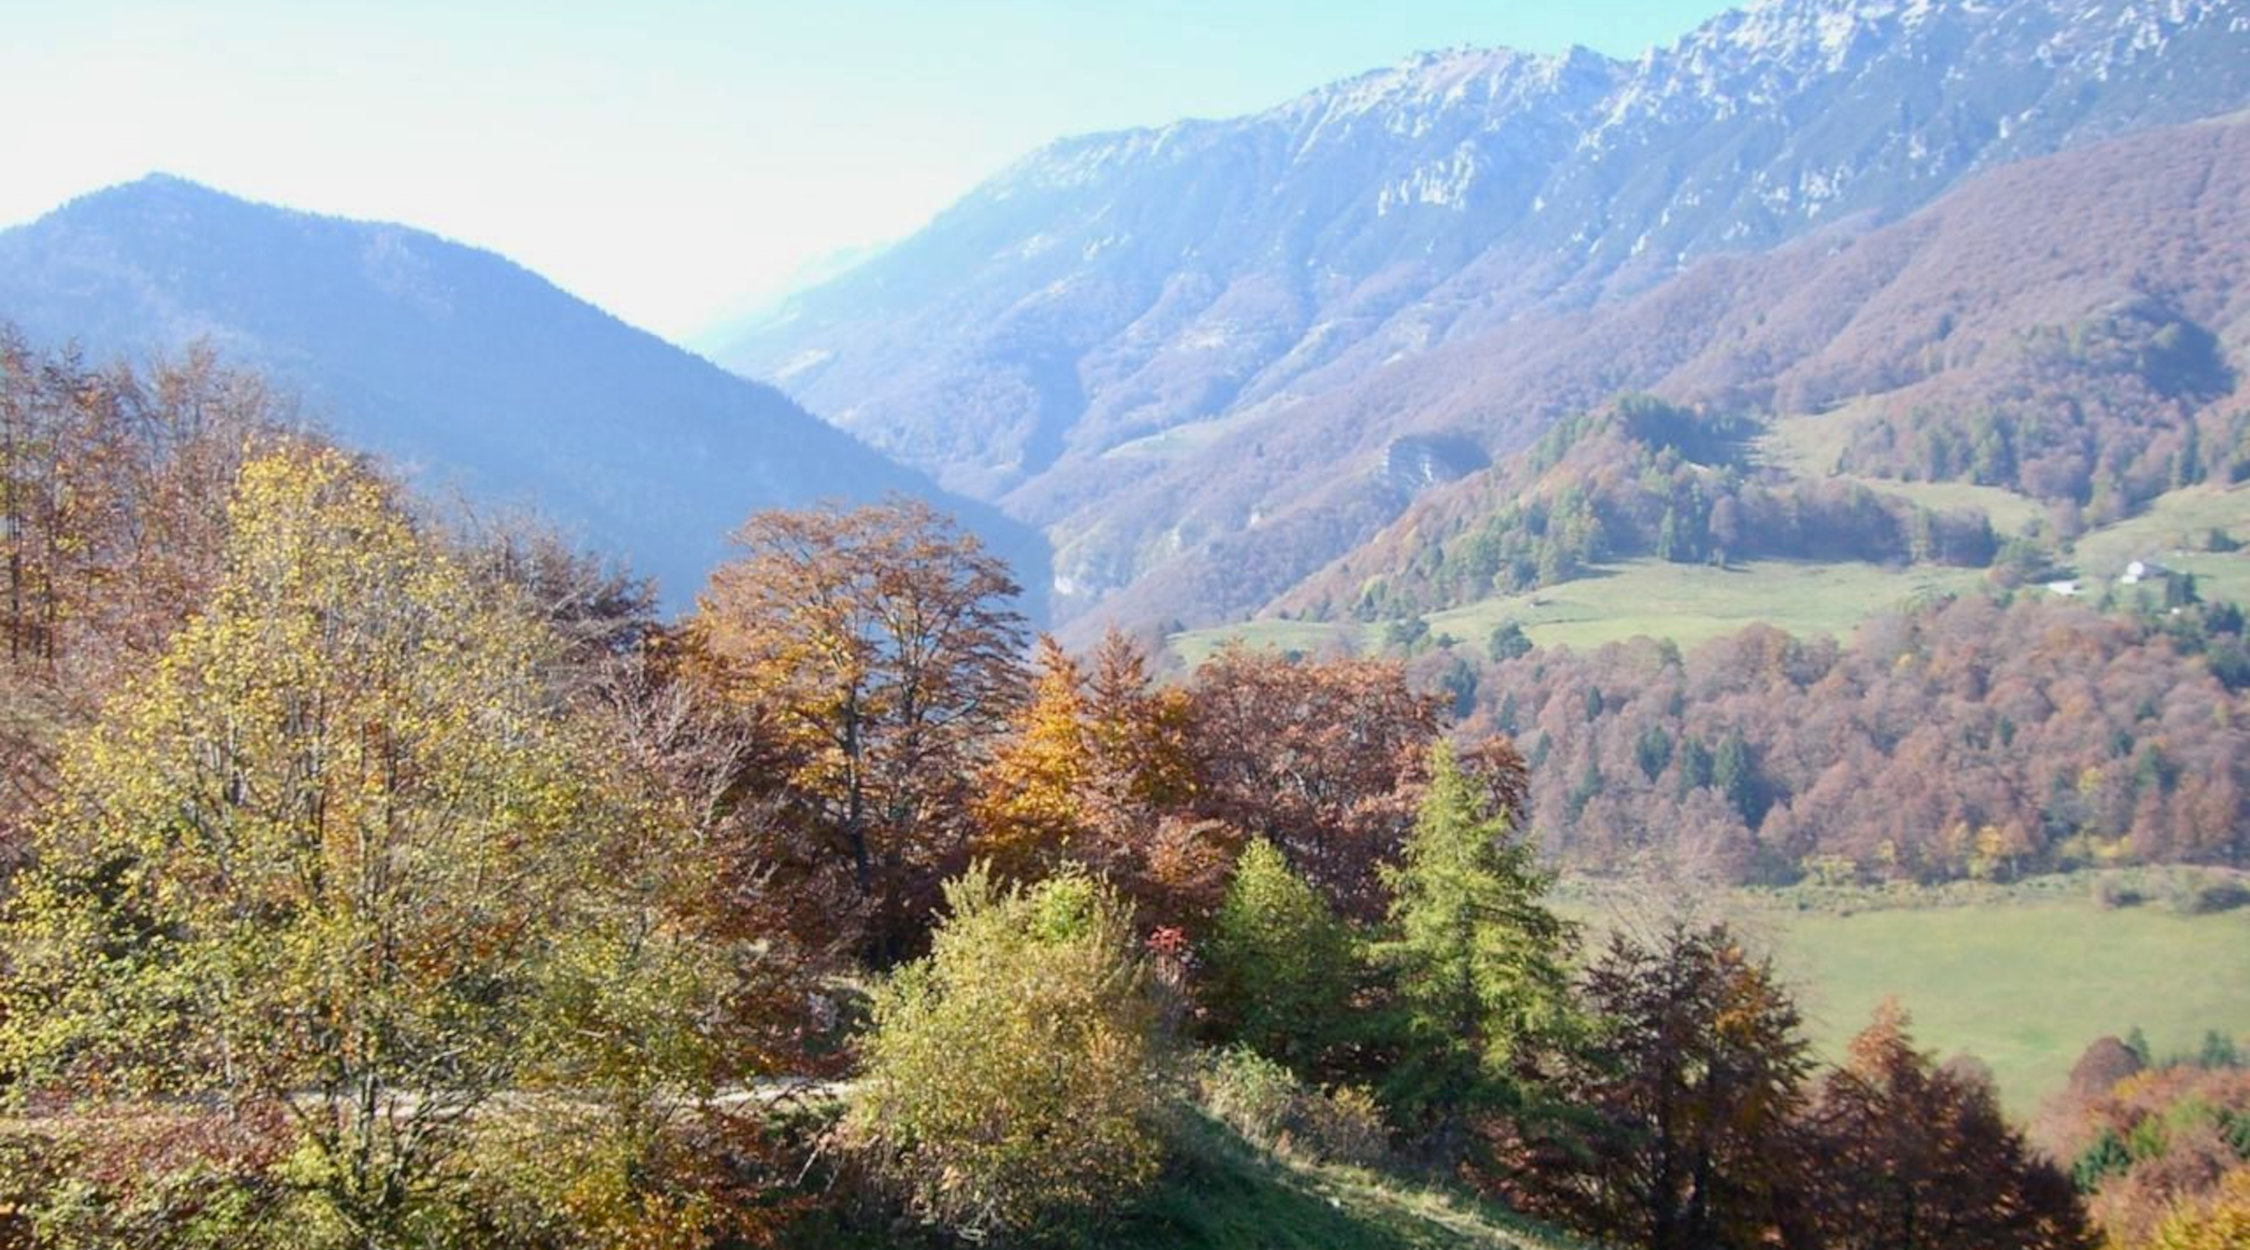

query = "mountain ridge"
0;174;1051;617
718;0;2250;633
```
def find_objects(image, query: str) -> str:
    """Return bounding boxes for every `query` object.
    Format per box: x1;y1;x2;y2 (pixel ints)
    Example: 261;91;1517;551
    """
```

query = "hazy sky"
0;1;1735;344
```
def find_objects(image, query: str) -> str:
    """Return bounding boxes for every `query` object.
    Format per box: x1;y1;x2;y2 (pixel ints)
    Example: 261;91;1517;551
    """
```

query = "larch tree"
0;447;607;1247
972;635;1094;876
1203;838;1360;1076
1376;740;1575;1155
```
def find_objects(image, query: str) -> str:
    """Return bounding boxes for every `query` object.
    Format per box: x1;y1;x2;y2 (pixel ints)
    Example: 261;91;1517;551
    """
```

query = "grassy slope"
1758;409;2049;532
1172;557;1985;661
789;1112;1587;1250
1420;559;1985;652
1169;483;2248;665
1566;875;2250;1116
2068;483;2250;607
1115;1113;1585;1250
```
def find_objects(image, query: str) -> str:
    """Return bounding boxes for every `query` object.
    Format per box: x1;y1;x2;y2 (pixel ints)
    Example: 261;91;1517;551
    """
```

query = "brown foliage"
1802;1002;2094;1250
1183;643;1446;919
2039;1056;2250;1250
0;330;291;857
682;497;1028;963
1458;594;2249;883
1505;922;1812;1250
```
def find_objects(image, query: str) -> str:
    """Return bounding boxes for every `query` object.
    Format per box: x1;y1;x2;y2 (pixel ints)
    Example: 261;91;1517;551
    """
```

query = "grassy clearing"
1563;873;2250;1115
1169;618;1358;667
1848;476;2047;532
1171;559;1985;665
1165;481;2243;668
1116;1111;1583;1250
1421;558;1986;653
2068;483;2250;606
1769;894;2250;1114
1756;405;1875;477
1759;408;2049;531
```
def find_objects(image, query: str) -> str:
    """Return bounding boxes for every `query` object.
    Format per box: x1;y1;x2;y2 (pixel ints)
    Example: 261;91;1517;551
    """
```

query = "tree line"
1416;591;2250;885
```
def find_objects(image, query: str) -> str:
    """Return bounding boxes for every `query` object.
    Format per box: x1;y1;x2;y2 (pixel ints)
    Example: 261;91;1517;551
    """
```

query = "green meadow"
1565;874;2250;1115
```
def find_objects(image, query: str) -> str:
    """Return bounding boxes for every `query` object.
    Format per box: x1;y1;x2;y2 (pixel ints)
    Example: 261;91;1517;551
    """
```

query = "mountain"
0;175;1050;616
1240;111;2250;627
717;0;2250;633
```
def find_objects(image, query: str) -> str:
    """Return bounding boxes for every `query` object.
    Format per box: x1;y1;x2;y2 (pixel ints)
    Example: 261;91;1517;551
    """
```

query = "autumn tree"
0;447;617;1247
2145;1167;2250;1250
972;635;1093;875
1376;741;1575;1156
970;625;1234;928
1804;1002;2094;1250
1514;922;1811;1250
684;497;1026;963
0;333;286;846
1185;644;1443;918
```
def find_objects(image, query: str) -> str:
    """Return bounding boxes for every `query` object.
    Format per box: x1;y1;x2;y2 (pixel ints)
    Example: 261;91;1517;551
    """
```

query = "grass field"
1767;895;2250;1113
1170;557;1986;663
1566;875;2250;1115
2067;483;2250;607
1420;558;1986;652
1170;618;1358;667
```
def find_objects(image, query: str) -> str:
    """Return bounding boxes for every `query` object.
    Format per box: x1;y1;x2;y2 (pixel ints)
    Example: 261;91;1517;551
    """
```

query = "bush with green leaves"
843;866;1171;1242
1198;1048;1387;1169
1203;838;1361;1074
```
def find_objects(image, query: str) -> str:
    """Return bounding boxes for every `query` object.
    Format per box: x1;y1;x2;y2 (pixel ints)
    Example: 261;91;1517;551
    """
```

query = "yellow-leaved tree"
0;446;604;1247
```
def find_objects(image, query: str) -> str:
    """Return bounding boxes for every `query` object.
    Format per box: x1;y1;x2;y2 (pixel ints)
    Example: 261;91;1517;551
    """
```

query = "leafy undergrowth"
1108;1111;1586;1250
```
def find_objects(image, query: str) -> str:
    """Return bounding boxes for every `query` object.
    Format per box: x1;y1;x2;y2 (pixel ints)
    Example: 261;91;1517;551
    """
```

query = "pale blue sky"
0;1;1735;343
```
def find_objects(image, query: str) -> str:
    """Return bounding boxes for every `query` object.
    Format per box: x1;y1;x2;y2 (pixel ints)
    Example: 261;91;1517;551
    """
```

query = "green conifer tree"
1376;741;1575;1153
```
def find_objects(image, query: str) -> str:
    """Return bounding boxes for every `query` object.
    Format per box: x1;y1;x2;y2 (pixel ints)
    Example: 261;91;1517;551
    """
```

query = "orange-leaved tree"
684;497;1026;964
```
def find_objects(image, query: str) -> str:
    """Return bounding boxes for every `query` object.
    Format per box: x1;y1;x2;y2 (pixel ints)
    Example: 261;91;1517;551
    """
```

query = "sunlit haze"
0;0;1731;344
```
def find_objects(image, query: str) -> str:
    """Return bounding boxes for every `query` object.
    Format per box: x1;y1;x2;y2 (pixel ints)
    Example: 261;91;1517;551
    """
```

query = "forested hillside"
1434;593;2249;883
720;0;2250;635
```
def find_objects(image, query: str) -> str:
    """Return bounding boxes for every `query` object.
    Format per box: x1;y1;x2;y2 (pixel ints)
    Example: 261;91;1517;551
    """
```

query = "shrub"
2174;877;2250;916
2095;877;2148;909
843;866;1170;1243
1198;1048;1388;1168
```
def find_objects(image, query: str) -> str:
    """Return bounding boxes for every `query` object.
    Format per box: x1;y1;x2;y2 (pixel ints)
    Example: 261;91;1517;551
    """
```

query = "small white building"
2046;579;2080;597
